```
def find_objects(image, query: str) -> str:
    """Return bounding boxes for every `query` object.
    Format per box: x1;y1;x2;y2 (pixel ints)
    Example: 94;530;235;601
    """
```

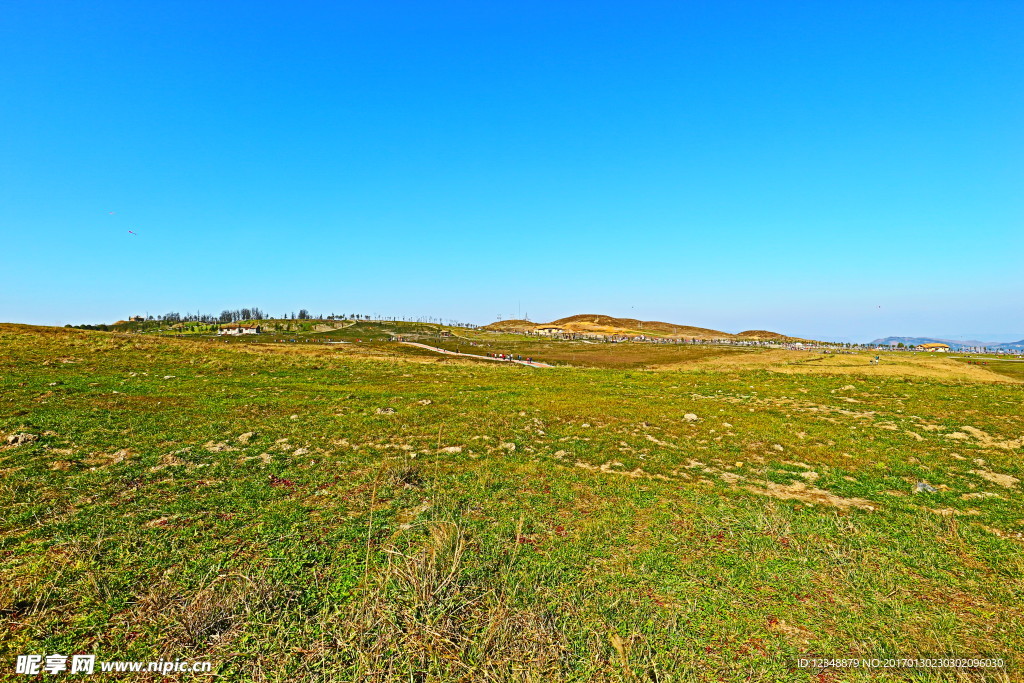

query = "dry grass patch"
133;574;296;655
684;349;1021;382
337;522;569;682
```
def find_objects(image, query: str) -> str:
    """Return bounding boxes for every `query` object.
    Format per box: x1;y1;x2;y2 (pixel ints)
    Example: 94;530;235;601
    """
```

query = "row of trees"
104;308;481;329
131;308;268;323
275;312;479;328
219;308;268;323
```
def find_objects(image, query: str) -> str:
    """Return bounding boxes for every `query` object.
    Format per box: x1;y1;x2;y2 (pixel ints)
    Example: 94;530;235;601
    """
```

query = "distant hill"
483;319;537;333
548;314;733;339
735;330;794;341
482;314;794;341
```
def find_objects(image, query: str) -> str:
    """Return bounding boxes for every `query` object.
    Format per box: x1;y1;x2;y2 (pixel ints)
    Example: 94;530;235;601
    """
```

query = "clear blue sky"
2;1;1021;342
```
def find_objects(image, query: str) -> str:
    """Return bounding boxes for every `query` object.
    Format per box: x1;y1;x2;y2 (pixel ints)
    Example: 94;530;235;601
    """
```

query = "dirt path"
400;342;554;367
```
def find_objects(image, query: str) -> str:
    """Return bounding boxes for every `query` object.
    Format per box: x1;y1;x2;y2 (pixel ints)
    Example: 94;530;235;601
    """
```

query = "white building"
218;324;262;336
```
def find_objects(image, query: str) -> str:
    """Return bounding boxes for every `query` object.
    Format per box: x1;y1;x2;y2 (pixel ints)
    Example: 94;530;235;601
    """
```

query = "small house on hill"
218;323;262;336
128;315;145;322
536;326;566;336
916;343;950;352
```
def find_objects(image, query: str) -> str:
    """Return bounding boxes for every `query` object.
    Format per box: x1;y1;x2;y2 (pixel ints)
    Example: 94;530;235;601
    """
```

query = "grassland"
949;356;1024;383
1;323;1022;681
424;334;755;369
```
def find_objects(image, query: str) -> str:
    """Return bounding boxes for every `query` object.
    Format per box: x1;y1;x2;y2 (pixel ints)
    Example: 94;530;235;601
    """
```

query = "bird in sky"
128;230;137;236
108;211;116;215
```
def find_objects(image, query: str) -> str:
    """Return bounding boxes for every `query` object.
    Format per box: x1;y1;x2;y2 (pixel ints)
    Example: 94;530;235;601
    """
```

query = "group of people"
489;352;533;363
272;337;353;343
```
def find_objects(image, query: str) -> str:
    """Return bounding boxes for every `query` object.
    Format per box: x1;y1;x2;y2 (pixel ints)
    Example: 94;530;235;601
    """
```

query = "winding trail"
400;342;553;367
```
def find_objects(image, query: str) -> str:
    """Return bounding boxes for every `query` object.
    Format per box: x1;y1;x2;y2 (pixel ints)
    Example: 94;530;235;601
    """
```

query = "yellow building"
915;342;950;352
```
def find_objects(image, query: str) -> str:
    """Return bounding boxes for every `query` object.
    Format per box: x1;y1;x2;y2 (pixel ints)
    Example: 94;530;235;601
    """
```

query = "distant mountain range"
870;336;1024;350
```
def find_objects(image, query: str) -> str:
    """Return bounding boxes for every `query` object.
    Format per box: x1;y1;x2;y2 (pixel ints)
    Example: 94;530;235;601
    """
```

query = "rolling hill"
483;314;794;341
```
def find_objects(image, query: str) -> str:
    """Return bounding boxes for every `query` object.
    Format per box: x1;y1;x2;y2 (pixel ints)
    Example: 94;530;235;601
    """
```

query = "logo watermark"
15;654;212;675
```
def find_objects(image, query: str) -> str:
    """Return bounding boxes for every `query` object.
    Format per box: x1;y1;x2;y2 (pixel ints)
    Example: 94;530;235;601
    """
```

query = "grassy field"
424;334;757;369
949;356;1024;383
2;324;1022;681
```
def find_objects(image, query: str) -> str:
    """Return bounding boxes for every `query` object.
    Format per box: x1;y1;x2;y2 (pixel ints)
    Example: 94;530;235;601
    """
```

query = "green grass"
1;324;1022;681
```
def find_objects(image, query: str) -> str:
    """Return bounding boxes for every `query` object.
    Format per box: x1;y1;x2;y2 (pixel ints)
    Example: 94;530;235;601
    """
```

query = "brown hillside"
735;330;792;340
481;319;537;333
549;314;734;339
482;314;791;340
